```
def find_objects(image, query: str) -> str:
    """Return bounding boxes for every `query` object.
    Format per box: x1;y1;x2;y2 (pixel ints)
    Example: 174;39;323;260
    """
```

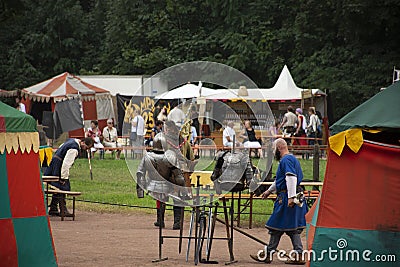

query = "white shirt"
283;112;297;127
223;126;236;146
190;126;198;143
167;107;185;127
132;115;146;136
267;175;297;199
308;114;320;132
103;126;118;142
61;139;80;180
18;103;26;113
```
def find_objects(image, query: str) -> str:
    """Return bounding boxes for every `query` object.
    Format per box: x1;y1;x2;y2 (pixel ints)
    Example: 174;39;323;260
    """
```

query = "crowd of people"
273;105;323;145
79;104;322;161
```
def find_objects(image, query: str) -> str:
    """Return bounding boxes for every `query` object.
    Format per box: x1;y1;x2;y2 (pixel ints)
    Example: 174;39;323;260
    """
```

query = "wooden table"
42;175;59;183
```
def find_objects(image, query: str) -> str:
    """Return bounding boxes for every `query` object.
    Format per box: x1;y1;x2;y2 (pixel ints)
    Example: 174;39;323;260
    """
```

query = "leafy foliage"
1;0;399;121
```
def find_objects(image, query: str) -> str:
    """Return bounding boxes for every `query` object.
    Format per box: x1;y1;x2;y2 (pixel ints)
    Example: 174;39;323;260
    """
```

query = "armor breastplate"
211;151;253;192
142;152;174;181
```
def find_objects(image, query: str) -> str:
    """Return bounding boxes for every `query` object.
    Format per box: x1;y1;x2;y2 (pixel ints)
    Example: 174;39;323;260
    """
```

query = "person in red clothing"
293;108;307;146
86;120;104;158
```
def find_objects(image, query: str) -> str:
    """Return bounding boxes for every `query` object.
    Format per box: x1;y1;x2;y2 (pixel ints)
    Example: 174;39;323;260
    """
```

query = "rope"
67;198;271;216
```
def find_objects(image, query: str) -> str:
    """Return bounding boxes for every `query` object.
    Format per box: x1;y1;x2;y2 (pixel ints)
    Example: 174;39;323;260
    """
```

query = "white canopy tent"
204;65;327;117
155;83;217;99
205;88;265;100
261;65;325;100
205;65;325;101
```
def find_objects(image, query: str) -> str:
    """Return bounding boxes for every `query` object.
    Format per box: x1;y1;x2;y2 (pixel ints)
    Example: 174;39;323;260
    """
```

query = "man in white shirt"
44;138;94;216
223;121;238;147
167;106;185;128
103;118;122;159
131;109;146;156
278;106;297;135
15;97;26;113
250;138;307;264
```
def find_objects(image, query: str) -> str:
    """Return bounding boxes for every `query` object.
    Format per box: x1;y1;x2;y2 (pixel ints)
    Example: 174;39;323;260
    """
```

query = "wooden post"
313;143;320;191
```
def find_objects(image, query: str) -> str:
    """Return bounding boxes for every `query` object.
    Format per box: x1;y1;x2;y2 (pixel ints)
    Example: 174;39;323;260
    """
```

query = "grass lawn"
67;153;326;226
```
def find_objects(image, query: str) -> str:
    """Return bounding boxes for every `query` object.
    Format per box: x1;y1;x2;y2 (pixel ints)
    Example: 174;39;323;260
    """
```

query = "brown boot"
59;197;73;217
48;195;60;216
285;259;306;265
154;206;165;228
250;251;272;263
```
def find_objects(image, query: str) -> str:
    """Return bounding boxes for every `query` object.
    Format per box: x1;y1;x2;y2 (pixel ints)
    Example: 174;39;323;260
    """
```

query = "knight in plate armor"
136;132;185;228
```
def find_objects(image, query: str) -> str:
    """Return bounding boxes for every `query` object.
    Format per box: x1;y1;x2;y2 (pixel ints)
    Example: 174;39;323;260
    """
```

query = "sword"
178;206;185;253
205;194;214;258
186;207;195;261
206;201;218;262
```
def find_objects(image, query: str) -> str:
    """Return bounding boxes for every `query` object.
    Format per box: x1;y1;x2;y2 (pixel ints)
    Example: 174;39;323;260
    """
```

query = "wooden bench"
44;185;81;221
194;189;320;229
222;190;320;229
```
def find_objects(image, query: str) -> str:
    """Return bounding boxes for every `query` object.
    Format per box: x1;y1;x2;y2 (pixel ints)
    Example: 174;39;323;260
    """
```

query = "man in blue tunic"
45;138;94;216
251;138;307;265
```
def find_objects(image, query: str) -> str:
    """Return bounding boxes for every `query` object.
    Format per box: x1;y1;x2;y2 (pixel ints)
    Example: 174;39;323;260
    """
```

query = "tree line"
1;0;399;122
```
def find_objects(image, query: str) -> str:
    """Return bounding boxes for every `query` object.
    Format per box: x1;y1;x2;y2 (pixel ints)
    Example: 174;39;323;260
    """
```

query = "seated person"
86;120;104;158
239;120;263;158
147;120;163;146
223;121;240;147
102;118;122;159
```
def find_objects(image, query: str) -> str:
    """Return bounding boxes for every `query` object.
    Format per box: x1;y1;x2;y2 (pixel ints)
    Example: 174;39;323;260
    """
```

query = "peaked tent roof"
330;81;400;135
205;65;325;101
261;65;325;100
22;72;110;102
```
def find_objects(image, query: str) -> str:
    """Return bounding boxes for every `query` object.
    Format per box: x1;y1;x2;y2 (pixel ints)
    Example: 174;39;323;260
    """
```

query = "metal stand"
153;176;238;265
152;201;168;263
221;193;237;265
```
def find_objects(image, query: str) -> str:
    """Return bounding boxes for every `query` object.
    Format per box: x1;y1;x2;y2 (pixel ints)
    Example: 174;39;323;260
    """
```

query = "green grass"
68;153;326;226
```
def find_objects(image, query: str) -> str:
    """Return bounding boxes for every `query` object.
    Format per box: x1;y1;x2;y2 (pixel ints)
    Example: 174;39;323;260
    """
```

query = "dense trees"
1;0;399;121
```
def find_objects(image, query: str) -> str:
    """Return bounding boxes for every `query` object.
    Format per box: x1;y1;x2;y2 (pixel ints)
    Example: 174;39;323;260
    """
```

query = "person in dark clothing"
240;120;263;158
147;120;163;146
45;138;94;216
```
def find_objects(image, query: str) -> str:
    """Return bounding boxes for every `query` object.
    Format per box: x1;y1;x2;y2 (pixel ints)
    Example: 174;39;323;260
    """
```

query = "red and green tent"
306;82;400;266
0;101;57;267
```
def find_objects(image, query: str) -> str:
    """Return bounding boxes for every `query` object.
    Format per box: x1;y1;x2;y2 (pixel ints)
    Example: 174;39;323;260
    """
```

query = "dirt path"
50;210;304;266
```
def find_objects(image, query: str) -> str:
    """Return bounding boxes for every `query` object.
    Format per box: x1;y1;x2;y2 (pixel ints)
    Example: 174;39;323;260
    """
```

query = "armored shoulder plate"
164;149;178;168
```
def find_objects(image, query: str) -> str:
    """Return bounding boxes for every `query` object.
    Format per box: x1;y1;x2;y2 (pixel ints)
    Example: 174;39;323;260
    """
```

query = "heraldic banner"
116;94;156;136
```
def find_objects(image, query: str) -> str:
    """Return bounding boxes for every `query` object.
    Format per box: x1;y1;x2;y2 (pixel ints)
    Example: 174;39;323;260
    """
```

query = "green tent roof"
0;101;37;132
330;82;400;135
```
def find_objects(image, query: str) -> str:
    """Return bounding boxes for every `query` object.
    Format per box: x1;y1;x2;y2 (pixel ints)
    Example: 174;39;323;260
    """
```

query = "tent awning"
0;101;39;153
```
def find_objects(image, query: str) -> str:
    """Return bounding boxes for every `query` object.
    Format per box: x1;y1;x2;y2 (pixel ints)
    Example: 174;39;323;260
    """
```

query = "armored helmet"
152;133;168;152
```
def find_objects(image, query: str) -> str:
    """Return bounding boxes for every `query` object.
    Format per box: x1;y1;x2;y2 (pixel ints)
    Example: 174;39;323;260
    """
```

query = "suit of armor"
136;134;185;201
136;133;187;229
211;150;253;193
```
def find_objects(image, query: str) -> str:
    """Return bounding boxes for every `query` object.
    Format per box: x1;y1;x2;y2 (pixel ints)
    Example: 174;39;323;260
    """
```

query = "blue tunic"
265;154;308;231
44;139;79;191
